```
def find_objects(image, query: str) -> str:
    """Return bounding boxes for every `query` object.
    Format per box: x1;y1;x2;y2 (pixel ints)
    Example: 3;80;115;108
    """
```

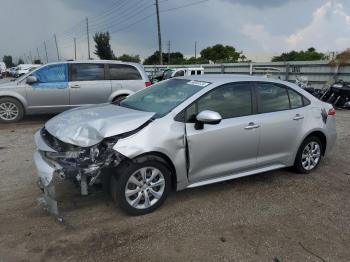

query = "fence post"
221;64;225;74
285;63;290;81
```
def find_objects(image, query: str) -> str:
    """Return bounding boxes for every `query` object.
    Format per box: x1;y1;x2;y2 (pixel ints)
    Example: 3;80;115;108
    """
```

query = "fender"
108;90;134;102
0;91;28;111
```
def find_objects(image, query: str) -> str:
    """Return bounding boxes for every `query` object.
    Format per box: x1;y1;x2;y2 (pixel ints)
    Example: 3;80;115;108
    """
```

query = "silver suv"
0;60;150;122
33;75;337;216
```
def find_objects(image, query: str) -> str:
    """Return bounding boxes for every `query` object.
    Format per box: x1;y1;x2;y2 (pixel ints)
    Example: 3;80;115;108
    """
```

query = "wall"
144;60;350;89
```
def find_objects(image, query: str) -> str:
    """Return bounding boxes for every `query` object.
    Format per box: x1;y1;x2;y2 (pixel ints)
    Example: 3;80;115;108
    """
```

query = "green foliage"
93;32;115;60
117;54;141;63
143;51;185;65
200;44;241;63
17;58;24;65
271;47;326;62
2;55;14;67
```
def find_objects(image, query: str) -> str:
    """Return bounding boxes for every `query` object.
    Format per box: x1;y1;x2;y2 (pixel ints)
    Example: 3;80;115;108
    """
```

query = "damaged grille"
41;127;81;152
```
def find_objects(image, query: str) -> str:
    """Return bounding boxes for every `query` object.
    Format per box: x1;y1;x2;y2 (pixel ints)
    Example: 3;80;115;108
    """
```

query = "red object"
328;108;336;116
145;81;152;87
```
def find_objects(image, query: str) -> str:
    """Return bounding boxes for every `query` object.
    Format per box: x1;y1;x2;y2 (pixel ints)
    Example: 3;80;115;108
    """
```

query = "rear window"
109;64;142;80
71;64;105;81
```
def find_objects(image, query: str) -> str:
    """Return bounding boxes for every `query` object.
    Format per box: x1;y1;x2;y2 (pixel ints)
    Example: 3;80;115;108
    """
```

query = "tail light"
145;81;152;87
328;108;336;116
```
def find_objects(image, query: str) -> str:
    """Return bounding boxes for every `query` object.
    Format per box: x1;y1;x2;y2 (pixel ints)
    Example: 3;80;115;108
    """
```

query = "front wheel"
111;160;171;215
294;136;323;174
0;97;24;123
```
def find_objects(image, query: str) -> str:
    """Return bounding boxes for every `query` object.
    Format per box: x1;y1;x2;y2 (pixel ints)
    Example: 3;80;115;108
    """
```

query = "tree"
2;55;14;67
271;47;326;62
143;51;186;65
200;44;241;63
34;59;42;64
93;32;115;60
117;54;141;63
17;58;24;65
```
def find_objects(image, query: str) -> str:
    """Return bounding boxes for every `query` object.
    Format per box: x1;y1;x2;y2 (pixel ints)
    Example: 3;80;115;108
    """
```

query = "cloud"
241;1;350;52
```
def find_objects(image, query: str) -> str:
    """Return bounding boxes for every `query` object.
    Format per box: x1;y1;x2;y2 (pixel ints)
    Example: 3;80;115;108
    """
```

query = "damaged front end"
34;127;125;217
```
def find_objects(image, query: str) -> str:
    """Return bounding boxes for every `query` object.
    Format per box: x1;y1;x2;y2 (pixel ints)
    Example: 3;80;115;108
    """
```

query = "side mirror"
26;76;38;84
195;110;222;130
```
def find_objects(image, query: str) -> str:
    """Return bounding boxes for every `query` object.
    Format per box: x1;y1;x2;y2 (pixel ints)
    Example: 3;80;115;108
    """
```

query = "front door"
69;63;111;106
26;63;69;113
185;82;260;183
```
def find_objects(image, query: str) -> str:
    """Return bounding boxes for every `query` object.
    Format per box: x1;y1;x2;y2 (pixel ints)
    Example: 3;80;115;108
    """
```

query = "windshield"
120;78;211;118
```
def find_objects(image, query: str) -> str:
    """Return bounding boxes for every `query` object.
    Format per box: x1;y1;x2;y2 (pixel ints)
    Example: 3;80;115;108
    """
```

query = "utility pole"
155;0;163;65
74;37;77;60
167;40;171;64
195;41;197;59
86;17;91;60
54;34;60;61
43;41;49;63
29;51;33;63
36;47;41;62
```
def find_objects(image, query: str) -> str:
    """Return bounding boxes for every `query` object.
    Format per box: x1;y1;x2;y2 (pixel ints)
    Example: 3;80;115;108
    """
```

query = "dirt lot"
0;112;349;262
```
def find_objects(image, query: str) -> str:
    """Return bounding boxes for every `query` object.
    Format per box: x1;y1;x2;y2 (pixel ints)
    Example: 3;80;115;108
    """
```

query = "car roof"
45;60;142;67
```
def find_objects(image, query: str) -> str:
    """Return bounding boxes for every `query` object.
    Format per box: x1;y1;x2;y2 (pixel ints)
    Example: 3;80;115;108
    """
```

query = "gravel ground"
0;112;349;262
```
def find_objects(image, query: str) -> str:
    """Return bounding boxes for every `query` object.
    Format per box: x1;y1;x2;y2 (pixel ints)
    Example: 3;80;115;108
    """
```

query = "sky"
0;0;349;62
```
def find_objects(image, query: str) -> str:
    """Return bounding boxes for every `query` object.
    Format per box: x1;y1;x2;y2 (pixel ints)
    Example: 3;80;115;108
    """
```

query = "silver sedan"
33;75;337;216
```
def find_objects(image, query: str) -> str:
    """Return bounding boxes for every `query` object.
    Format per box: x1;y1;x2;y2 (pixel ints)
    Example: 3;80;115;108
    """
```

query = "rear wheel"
294;136;322;174
112;95;128;104
0;97;24;123
111;160;171;215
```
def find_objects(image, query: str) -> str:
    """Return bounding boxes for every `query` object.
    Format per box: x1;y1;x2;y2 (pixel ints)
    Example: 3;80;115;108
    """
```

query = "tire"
293;136;323;174
0;97;24;123
110;159;171;216
112;95;128;104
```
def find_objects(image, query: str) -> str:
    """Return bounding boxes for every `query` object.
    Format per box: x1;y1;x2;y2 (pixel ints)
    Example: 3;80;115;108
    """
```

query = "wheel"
0;97;24;123
112;95;128;104
294;136;322;174
111;159;171;215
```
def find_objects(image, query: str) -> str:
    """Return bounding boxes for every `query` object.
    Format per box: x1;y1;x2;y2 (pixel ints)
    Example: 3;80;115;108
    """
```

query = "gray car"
33;75;337;216
0;60;150;122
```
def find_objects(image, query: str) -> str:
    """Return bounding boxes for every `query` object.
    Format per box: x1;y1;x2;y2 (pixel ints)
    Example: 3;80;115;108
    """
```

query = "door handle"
244;122;260;130
293;114;304;120
71;84;80;88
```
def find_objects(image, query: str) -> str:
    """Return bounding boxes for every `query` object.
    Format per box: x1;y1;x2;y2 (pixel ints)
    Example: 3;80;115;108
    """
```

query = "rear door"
69;63;111;106
108;63;144;93
254;82;306;167
26;63;69;113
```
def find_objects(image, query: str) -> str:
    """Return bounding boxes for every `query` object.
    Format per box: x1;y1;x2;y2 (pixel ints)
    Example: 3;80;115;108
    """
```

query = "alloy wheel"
125;167;165;210
301;141;321;171
0;102;19;121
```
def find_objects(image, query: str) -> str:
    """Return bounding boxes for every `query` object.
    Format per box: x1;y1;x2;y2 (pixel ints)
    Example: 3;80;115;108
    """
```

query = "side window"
255;83;290;113
197;70;202;75
109;64;142;80
288;88;303;109
174;70;184;77
191;70;196;75
71;64;105;81
195;83;252;119
32;64;67;83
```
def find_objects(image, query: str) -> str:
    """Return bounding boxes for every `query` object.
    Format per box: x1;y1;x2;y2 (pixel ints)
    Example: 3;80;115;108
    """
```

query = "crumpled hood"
45;104;155;147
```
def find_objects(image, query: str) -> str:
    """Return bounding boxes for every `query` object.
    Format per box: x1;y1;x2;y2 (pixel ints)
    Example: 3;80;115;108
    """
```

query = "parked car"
0;60;151;122
14;64;41;78
151;67;204;83
5;67;17;77
0;62;6;78
33;75;337;216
